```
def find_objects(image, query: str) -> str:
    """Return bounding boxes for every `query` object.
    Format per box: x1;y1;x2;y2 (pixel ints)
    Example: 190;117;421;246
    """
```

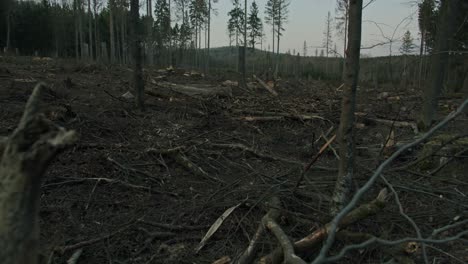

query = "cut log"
0;83;77;264
148;82;232;98
253;74;278;96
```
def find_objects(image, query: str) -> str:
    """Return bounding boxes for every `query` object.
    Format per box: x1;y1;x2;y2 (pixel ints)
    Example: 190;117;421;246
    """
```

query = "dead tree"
331;0;363;214
130;0;145;110
0;83;77;264
419;0;460;130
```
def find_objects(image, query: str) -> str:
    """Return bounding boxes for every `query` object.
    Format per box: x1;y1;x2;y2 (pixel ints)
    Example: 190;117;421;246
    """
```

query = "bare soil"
0;56;466;264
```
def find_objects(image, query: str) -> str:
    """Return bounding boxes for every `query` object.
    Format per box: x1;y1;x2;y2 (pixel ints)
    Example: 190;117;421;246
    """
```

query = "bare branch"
312;99;468;264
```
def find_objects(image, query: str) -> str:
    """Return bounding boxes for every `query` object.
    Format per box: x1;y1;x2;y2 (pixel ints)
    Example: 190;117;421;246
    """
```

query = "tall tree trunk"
121;12;126;64
94;0;100;60
342;3;348;79
88;0;93;59
206;0;211;74
239;0;247;88
109;0;116;63
78;0;84;59
274;3;281;79
6;10;11;52
331;0;363;215
418;31;425;89
420;0;460;130
130;0;145;110
146;0;153;65
168;0;172;67
74;0;80;59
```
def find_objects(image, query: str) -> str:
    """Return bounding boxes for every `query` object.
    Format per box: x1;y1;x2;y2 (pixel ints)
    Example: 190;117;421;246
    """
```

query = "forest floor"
0;56;467;264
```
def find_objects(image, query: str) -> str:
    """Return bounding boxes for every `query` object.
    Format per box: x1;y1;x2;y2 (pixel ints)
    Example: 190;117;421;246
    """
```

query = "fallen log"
0;83;77;264
149;81;232;98
357;115;418;134
259;189;389;264
146;147;221;182
253;75;278;96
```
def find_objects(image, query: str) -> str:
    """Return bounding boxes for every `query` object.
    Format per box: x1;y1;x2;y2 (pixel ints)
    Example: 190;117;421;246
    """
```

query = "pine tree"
247;1;263;50
228;0;244;47
400;30;415;55
154;0;171;60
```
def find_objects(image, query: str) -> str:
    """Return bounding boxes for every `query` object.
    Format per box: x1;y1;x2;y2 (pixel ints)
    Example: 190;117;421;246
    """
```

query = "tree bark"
93;0;100;60
130;0;145;110
146;0;154;65
78;0;85;59
6;9;11;52
88;0;93;59
206;0;211;74
239;0;247;89
0;83;77;264
419;0;460;130
74;0;80;59
109;0;116;63
331;0;363;215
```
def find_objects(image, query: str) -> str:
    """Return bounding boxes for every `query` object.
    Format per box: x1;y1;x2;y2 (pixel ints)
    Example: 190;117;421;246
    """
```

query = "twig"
107;156;162;184
323;230;468;263
381;175;428;264
138;219;209;231
312;99;468;264
209;142;303;166
56;222;134;254
321;133;340;160
294;135;337;190
429;148;468;175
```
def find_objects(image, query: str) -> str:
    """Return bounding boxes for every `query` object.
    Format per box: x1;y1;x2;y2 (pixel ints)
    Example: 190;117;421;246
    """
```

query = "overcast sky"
203;0;420;57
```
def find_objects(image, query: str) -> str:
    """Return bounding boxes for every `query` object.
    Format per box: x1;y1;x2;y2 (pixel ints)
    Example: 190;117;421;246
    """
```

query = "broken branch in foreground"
235;197;307;264
261;197;307;264
259;188;389;264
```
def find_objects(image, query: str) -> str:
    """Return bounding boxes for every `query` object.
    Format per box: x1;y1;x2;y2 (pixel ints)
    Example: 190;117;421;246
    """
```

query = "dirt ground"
0;56;467;264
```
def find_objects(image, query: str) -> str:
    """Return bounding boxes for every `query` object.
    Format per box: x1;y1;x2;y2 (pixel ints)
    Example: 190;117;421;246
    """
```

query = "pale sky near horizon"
205;0;420;57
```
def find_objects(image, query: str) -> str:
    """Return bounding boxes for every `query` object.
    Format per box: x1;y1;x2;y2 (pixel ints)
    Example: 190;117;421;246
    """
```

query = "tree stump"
0;83;77;264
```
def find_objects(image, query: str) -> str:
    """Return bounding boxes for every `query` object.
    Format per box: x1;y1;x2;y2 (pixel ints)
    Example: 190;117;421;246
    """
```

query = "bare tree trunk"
274;4;281;79
342;3;348;79
6;10;11;52
418;31;425;90
0;84;77;264
331;0;363;215
130;0;145;111
169;0;172;67
109;0;116;63
239;0;247;88
74;0;80;59
78;0;85;59
88;0;93;59
420;0;460;130
93;0;100;60
206;0;211;74
146;0;153;65
121;12;127;64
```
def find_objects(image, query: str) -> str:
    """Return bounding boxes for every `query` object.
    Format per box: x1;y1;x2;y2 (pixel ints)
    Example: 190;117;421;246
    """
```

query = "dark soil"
0;56;466;264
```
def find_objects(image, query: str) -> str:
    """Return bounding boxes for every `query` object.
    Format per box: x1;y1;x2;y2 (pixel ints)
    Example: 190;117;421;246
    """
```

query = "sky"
206;0;420;57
